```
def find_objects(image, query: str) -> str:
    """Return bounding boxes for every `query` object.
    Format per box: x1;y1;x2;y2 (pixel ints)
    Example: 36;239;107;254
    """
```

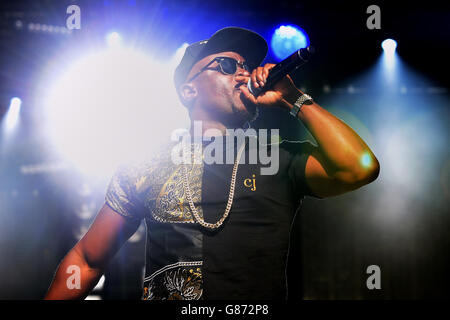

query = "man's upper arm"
76;161;145;268
76;203;141;270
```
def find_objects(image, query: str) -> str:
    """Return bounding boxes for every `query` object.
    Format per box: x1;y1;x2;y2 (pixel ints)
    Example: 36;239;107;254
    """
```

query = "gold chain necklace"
182;141;246;230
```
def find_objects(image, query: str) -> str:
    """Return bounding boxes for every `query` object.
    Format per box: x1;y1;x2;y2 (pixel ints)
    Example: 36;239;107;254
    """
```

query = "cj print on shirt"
244;174;257;191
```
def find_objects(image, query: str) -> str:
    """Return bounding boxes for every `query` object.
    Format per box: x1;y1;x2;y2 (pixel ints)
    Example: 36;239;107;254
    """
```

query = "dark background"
0;0;449;299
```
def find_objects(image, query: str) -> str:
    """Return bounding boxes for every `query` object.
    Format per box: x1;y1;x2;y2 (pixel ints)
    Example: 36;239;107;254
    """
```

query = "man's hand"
238;63;300;110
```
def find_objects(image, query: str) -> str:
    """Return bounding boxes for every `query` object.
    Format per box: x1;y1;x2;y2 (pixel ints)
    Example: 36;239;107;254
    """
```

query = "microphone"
247;45;315;96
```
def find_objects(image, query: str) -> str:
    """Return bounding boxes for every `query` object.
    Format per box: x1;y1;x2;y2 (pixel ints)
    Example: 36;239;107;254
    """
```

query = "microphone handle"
248;45;314;96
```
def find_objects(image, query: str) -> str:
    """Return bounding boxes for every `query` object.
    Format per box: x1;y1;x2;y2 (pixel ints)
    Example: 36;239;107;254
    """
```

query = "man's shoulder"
113;140;178;180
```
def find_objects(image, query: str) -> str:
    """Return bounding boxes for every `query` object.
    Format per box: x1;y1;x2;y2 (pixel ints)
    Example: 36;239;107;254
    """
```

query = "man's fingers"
263;66;270;80
251;70;259;88
250;63;275;89
262;63;275;82
240;85;257;104
256;67;265;87
235;75;250;83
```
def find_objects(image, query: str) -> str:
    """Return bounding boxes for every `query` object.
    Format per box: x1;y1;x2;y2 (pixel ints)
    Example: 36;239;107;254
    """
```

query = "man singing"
45;27;379;300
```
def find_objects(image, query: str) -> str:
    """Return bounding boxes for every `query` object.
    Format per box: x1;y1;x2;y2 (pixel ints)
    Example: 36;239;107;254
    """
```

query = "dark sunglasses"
187;56;251;83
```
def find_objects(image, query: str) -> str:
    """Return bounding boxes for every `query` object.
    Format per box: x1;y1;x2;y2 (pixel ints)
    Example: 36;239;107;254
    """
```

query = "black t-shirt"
105;134;319;300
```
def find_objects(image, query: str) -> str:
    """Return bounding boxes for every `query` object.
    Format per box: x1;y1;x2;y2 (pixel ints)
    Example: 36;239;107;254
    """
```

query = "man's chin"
238;93;258;119
232;102;258;124
244;104;258;123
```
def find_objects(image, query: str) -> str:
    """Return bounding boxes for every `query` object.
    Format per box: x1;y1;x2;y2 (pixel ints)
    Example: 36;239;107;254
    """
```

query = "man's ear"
179;83;198;105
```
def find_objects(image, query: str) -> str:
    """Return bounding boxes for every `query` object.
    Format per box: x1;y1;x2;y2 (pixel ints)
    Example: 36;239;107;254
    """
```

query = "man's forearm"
290;89;379;181
44;246;104;300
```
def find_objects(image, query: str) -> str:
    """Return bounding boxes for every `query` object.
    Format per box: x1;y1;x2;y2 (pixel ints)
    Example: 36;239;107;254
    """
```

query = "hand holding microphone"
239;45;314;109
247;45;314;96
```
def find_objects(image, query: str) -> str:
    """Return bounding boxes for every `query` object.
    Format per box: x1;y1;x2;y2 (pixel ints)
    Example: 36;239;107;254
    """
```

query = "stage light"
27;22;70;35
382;39;397;54
15;20;23;30
3;97;22;132
43;46;189;180
381;38;397;78
106;31;122;47
271;25;309;60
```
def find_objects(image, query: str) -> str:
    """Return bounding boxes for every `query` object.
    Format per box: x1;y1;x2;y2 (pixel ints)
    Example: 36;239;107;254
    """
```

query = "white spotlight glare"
44;48;189;180
4;97;22;132
382;39;397;55
106;32;122;47
381;38;397;75
172;43;189;65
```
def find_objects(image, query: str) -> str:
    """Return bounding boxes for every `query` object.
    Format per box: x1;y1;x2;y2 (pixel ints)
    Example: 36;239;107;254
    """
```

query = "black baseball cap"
174;27;268;90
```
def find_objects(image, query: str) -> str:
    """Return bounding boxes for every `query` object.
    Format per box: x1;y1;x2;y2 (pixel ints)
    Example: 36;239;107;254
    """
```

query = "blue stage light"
271;25;309;60
382;39;397;54
381;39;397;75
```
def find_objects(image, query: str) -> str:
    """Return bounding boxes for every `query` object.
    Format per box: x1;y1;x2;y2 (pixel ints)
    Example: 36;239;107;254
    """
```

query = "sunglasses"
187;56;251;83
